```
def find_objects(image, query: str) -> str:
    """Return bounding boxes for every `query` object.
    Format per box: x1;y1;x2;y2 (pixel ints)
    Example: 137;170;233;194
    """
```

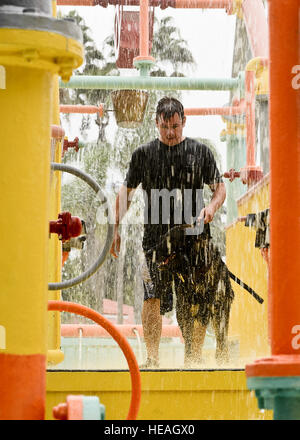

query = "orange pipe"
174;0;231;7
245;70;256;167
61;323;183;339
184;102;246;116
242;0;269;58
268;0;300;356
60;104;104;117
48;301;141;420
51;124;65;140
139;0;150;57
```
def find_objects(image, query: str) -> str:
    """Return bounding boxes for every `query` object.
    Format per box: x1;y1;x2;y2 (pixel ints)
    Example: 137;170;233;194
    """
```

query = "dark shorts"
142;236;234;328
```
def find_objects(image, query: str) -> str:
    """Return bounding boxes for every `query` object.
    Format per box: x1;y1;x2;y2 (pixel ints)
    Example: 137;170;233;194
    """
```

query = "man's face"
156;113;186;147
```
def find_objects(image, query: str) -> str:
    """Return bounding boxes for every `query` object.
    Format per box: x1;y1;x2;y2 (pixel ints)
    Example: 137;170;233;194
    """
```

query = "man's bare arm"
198;182;226;224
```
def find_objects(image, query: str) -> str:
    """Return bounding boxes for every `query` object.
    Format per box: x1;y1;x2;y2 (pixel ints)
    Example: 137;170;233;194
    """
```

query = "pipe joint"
227;0;243;18
53;395;106;420
133;56;156;76
246;57;269;95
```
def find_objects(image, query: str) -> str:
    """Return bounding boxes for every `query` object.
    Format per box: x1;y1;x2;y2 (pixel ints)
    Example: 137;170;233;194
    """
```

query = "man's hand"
197;182;226;224
110;229;121;258
198;204;216;224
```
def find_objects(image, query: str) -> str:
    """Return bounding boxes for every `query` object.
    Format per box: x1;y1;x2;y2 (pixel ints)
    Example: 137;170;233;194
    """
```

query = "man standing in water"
110;97;234;368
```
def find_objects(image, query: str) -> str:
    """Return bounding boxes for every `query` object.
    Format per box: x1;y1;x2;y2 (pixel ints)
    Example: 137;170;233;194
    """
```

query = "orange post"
246;0;300;398
268;0;300;357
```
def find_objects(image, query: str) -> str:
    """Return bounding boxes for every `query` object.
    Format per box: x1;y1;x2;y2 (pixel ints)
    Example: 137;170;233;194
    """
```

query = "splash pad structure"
0;0;299;421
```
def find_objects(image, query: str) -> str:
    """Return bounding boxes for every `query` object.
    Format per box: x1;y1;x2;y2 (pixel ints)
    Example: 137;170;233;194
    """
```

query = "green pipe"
60;75;241;91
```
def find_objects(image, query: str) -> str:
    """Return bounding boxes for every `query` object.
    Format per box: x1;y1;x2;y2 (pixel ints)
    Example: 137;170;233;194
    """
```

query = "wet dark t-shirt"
124;137;223;252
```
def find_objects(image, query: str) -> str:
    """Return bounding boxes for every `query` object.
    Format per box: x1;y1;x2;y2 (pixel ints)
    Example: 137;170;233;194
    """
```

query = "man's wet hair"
156;97;185;122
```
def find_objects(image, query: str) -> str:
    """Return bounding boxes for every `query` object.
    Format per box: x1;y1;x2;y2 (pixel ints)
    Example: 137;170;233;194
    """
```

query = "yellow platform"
46;370;272;420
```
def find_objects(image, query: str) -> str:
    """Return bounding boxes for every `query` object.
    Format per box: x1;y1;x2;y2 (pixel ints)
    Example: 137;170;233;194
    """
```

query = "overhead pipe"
184;100;246;116
174;0;231;8
242;0;269;58
57;0;233;9
60;74;241;91
246;0;300;420
60;104;104;116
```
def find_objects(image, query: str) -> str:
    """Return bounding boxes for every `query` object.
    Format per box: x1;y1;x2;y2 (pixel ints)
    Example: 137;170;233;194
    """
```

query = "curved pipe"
48;300;141;420
49;163;114;290
60;104;104;117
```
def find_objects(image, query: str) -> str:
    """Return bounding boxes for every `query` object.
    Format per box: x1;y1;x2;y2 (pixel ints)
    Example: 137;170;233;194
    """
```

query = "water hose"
145;223;264;304
49;163;114;290
48;300;141;420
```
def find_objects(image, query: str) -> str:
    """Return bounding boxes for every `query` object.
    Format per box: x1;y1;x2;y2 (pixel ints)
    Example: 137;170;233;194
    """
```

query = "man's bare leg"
185;321;207;367
141;298;162;366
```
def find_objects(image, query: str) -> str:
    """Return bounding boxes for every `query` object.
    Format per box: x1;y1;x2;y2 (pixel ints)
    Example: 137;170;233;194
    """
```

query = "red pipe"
242;0;269;58
60;104;104;117
245;70;256;167
48;301;141;420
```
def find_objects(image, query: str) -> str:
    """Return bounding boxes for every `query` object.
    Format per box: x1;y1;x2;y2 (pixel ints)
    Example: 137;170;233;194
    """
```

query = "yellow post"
0;5;83;419
47;0;65;367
